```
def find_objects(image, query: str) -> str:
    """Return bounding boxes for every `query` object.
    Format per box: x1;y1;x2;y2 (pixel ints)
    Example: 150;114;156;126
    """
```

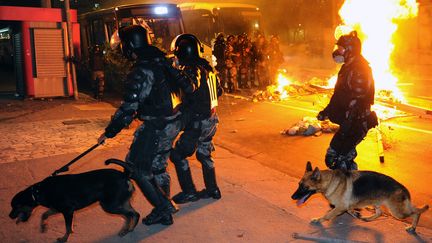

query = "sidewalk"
1;95;431;242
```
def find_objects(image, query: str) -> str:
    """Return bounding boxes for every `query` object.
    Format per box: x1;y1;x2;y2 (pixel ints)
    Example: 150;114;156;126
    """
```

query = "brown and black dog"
291;161;429;234
9;164;139;242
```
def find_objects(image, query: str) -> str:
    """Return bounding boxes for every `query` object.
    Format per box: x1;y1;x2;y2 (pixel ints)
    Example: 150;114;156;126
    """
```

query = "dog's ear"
306;161;313;172
312;167;321;181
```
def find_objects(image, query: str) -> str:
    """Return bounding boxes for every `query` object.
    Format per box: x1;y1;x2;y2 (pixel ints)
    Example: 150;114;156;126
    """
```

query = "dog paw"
405;226;417;234
56;237;68;243
118;229;130;237
347;210;361;219
310;218;322;225
40;223;47;233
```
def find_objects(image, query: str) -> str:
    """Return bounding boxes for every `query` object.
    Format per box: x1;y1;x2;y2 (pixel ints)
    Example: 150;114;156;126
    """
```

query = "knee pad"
325;147;338;170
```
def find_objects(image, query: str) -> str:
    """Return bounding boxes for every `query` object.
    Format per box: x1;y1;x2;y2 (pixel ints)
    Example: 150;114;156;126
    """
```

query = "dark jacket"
324;55;375;125
180;58;223;119
105;46;196;138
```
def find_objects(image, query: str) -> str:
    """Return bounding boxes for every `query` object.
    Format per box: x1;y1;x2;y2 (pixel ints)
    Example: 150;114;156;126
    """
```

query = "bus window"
182;10;214;45
179;3;262;46
79;4;184;59
105;21;116;41
119;17;182;51
215;8;261;36
91;19;105;45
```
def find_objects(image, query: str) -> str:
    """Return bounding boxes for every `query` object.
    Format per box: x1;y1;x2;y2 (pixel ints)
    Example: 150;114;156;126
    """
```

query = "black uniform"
104;27;196;225
319;55;377;170
168;33;224;203
213;34;226;80
170;57;223;203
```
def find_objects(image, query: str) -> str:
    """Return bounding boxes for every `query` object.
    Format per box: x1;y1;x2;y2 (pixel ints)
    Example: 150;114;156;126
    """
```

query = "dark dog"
292;161;429;234
9;168;139;242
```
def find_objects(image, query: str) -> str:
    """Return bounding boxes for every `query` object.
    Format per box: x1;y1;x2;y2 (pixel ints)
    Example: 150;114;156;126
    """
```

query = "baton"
52;143;102;176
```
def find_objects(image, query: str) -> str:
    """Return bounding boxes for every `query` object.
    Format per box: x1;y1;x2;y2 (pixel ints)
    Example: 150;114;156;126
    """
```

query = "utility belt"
190;108;216;122
138;112;182;130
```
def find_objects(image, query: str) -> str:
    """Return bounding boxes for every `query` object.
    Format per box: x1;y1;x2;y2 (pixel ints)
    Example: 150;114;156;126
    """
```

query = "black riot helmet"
171;34;204;62
117;25;151;59
333;31;362;63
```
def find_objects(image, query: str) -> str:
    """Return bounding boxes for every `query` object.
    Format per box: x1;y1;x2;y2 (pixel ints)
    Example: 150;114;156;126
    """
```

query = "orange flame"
274;72;292;99
266;71;295;100
336;0;418;102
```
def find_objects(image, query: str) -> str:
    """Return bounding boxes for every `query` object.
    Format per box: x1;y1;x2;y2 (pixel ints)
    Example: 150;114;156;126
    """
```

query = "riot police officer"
212;33;226;88
98;25;196;225
317;31;378;170
169;34;223;204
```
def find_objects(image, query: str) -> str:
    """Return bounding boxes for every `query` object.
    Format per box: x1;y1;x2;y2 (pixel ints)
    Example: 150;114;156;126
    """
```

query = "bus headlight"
154;6;168;15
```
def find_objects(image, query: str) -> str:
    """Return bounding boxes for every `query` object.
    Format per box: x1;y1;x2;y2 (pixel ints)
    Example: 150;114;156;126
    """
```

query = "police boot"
143;207;173;226
141;179;177;226
172;166;199;204
199;167;221;199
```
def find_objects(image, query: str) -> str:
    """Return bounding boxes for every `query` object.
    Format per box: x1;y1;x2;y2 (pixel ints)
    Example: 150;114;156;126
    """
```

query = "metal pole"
64;0;79;100
41;0;51;8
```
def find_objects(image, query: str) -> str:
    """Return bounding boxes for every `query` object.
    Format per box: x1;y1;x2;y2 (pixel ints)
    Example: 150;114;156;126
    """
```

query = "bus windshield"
179;3;262;46
79;4;184;56
216;7;261;36
114;5;183;51
119;16;182;51
181;9;214;45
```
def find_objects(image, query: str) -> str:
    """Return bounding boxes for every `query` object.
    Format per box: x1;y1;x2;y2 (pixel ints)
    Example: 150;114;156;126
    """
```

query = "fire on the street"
336;0;418;102
267;0;419;121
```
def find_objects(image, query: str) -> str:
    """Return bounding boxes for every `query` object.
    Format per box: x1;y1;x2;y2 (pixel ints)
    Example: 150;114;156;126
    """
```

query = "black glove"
317;110;328;121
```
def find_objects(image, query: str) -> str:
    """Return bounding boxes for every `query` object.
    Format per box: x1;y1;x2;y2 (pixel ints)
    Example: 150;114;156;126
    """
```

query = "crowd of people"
212;32;284;93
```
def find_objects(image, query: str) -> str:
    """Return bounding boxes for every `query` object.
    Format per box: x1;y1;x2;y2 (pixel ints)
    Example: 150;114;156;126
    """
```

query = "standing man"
267;35;284;85
317;31;377;170
224;35;240;93
89;45;105;100
98;25;196;225
169;34;223;204
212;33;226;89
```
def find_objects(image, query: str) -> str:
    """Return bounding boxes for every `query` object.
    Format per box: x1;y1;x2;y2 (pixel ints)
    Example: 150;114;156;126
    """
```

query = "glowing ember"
336;0;418;102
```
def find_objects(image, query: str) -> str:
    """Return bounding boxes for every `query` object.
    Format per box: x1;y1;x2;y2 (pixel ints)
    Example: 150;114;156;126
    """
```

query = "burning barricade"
252;71;327;102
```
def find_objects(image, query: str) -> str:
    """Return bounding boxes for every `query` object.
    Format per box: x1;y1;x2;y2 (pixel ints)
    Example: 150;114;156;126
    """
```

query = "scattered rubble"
281;116;339;136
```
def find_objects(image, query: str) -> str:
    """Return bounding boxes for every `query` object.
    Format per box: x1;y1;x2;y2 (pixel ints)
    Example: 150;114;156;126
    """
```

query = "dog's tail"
105;159;134;178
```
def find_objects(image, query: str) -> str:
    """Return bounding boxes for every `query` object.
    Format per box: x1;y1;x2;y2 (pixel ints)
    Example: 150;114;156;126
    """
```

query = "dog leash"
52;142;102;176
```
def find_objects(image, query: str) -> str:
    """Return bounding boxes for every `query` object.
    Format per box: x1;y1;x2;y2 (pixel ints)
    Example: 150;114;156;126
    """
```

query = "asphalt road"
214;92;432;228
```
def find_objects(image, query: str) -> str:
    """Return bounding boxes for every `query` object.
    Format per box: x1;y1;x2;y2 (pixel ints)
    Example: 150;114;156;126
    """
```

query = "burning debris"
252;71;330;102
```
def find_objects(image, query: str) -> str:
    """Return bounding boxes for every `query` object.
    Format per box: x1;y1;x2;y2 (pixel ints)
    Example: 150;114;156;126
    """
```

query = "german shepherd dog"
9;163;139;242
291;161;429;234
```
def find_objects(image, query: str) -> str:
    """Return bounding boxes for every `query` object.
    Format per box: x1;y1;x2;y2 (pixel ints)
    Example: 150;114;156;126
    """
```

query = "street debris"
252;82;325;103
280;116;339;136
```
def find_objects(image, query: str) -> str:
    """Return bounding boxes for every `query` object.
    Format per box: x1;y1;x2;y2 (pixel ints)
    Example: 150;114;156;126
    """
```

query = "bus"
178;2;262;45
79;3;184;60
